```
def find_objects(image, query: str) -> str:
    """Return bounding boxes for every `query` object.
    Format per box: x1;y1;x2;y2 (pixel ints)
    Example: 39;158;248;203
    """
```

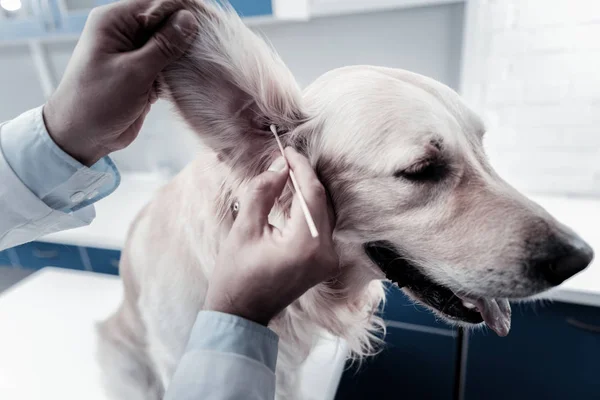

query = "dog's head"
151;1;594;338
304;66;594;336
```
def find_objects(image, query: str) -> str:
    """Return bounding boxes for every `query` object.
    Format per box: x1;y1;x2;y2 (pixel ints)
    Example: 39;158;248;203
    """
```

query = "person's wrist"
42;99;105;166
204;293;272;326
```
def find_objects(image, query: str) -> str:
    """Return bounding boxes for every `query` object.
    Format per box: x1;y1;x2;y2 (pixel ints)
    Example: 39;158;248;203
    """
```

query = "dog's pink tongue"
476;298;512;337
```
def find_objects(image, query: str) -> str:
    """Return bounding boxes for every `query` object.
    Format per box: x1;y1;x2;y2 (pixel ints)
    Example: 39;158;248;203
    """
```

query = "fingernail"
173;10;196;38
268;156;287;172
138;13;150;26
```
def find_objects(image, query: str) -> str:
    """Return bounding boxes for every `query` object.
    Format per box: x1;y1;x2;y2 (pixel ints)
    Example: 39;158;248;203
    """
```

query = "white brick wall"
461;0;600;197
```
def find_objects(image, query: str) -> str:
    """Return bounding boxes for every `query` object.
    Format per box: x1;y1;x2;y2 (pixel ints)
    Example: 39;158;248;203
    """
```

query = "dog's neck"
186;151;386;358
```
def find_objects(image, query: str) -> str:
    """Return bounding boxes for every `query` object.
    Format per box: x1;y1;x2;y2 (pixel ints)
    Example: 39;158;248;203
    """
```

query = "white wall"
461;0;600;197
258;3;464;89
0;46;46;121
0;3;465;174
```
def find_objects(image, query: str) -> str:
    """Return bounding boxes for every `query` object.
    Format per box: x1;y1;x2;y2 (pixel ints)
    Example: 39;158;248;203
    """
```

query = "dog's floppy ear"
144;0;305;174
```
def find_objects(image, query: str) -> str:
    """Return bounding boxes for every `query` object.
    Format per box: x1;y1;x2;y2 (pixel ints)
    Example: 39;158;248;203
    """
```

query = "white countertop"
0;268;347;400
41;175;600;306
0;269;122;399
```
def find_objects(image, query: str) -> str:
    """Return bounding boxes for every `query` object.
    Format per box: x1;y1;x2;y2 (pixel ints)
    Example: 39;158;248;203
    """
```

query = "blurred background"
0;0;465;178
1;1;599;400
2;0;599;196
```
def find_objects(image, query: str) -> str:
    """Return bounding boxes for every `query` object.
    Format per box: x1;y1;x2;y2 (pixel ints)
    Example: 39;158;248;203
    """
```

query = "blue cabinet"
465;302;600;400
336;284;458;400
85;247;120;275
12;241;85;270
0;0;274;43
0;250;13;266
3;238;599;400
4;241;121;275
227;0;272;17
336;325;457;400
91;0;274;17
383;283;455;329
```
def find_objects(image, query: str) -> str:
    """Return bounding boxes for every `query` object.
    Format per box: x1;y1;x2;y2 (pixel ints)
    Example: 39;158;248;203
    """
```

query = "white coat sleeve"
164;311;279;400
0;107;120;251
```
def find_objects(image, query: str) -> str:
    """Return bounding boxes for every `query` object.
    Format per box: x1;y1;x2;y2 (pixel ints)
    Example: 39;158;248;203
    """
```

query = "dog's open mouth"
364;241;512;336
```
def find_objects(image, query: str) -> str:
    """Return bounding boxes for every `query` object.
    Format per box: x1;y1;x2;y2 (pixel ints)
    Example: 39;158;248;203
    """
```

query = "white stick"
270;125;319;238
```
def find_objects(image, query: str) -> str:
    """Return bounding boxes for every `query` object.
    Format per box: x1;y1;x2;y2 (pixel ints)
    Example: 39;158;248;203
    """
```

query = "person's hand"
43;0;198;166
204;148;340;326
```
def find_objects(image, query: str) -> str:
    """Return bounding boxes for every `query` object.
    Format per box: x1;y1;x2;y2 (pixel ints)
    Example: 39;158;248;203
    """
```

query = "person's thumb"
135;10;197;78
234;157;289;235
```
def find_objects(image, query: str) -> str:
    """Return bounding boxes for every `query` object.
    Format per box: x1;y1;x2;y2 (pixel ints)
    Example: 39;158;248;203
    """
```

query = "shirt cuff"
0;106;120;212
188;311;279;373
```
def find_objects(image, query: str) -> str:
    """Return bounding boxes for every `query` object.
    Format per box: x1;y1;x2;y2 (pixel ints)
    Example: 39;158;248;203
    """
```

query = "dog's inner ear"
157;1;306;175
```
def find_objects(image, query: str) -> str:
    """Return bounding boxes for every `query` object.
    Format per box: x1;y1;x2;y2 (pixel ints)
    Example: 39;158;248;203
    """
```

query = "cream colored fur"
97;1;591;399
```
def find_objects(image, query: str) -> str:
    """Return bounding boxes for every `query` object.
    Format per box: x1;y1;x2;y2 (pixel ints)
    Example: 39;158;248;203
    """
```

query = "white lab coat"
0;125;277;399
0;142;94;251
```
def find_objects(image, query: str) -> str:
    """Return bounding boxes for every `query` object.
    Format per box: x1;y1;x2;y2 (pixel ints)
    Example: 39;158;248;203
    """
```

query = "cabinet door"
383;283;456;329
0;250;13;267
465;301;600;400
91;0;274;17
12;242;85;271
85;247;121;275
336;325;457;400
228;0;273;17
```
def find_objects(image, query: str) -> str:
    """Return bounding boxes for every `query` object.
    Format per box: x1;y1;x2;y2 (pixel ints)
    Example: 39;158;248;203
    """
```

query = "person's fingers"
284;148;332;235
136;0;185;29
116;103;151;151
234;157;289;236
131;9;197;79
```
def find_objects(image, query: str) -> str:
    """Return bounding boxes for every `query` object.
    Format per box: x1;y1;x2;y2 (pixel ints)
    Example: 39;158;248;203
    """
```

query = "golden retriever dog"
97;1;594;399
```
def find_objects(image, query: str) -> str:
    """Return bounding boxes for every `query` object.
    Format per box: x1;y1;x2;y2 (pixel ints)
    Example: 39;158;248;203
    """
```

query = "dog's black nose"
541;239;594;285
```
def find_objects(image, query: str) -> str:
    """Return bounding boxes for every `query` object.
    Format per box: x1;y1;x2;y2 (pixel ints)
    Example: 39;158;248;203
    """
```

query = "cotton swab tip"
270;125;319;238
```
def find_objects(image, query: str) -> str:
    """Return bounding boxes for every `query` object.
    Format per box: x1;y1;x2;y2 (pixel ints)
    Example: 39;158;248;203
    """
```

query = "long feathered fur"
98;2;386;399
98;2;589;399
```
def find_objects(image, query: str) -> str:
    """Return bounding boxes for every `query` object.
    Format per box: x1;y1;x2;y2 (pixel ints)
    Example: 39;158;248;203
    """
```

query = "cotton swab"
270;125;319;238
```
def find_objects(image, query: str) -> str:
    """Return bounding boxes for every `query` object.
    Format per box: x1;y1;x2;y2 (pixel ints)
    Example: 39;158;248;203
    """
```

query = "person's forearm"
0;107;120;250
164;311;278;400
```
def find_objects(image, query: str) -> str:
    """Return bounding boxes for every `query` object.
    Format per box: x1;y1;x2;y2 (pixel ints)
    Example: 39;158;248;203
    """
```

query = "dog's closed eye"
394;158;447;182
